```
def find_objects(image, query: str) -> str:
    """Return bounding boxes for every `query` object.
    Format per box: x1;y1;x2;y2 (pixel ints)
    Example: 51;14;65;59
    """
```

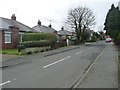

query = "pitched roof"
58;29;72;36
0;17;34;32
32;25;56;33
84;28;94;34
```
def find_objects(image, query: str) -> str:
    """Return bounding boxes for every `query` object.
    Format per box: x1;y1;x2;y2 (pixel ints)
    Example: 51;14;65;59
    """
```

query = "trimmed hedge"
19;40;50;48
22;33;58;42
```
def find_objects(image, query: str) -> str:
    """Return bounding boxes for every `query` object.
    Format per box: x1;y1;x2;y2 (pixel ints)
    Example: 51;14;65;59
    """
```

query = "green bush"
20;40;50;48
91;36;97;42
18;45;26;52
22;33;58;42
46;48;49;51
40;49;45;52
117;33;120;40
114;33;120;45
27;51;32;55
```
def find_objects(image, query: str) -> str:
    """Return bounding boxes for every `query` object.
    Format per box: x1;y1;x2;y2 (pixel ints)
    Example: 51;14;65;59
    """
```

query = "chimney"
11;14;16;20
61;26;64;30
38;20;41;26
49;23;52;28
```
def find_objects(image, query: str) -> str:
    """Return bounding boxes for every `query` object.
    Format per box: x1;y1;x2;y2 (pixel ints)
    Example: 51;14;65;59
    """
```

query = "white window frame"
4;31;12;44
19;32;25;42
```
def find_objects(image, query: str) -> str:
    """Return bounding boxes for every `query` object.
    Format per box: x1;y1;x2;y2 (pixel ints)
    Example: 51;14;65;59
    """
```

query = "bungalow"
58;27;76;45
0;14;35;49
32;20;57;34
58;27;74;40
32;20;60;41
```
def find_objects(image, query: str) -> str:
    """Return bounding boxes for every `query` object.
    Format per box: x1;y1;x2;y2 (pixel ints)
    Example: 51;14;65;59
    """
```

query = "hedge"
114;33;120;45
19;40;50;48
22;33;58;42
118;33;120;40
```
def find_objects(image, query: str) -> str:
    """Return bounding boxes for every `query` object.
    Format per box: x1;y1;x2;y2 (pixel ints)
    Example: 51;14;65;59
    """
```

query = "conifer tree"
104;4;120;39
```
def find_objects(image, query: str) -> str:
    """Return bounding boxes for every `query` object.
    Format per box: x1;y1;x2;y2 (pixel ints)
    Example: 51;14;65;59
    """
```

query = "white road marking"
75;51;83;55
43;56;71;68
0;81;11;86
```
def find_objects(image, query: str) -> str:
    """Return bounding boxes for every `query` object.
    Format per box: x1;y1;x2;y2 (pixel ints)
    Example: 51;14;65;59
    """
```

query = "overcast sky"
0;0;119;31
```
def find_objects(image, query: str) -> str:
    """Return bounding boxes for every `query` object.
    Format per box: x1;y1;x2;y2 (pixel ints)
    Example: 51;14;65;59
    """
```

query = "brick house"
0;14;35;49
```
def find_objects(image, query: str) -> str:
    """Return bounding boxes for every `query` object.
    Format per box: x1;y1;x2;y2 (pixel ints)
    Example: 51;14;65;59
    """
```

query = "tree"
98;31;105;40
66;6;96;43
94;32;101;39
104;4;120;39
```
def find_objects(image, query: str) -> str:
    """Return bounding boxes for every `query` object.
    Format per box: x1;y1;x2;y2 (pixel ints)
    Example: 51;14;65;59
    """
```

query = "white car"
106;37;112;43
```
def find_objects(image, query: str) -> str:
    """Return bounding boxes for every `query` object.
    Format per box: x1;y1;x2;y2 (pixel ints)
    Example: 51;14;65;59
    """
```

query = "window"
19;32;25;42
4;31;11;43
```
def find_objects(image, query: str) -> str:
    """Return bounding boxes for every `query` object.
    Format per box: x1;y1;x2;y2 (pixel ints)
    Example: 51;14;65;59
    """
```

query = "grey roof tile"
0;17;35;32
58;30;72;36
32;25;56;33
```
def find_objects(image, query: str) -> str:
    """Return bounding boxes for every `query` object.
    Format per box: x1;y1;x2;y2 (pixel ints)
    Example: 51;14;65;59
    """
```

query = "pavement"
118;45;120;90
74;43;118;88
1;45;80;68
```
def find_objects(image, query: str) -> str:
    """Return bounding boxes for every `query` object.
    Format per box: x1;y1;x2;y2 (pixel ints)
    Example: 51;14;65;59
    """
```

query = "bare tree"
66;6;96;43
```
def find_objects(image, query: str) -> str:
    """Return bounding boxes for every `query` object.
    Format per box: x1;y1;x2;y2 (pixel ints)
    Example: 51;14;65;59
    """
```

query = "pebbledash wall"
1;27;19;49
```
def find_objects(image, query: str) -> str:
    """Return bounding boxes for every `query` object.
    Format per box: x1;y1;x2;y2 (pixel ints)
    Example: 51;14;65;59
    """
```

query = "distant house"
32;20;57;34
57;27;76;45
58;27;74;40
83;28;94;41
0;14;35;49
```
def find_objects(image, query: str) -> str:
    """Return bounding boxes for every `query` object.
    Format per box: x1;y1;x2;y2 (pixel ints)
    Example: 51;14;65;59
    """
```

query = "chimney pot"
11;14;16;20
61;26;64;30
49;23;52;28
38;20;41;26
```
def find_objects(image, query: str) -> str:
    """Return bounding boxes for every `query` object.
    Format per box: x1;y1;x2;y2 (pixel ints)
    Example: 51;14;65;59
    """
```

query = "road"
1;41;118;88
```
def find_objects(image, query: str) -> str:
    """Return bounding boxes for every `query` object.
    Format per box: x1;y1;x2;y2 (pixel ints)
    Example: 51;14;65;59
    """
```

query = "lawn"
0;49;20;55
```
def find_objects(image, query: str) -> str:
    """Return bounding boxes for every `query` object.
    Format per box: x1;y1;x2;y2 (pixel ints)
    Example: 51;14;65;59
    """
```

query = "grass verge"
0;49;20;55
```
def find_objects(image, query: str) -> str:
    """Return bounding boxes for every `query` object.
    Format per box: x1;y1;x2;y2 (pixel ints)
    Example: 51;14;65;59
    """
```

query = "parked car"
106;37;112;43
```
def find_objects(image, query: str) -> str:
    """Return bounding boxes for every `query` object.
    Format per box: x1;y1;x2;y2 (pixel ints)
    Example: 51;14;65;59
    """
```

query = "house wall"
0;31;2;49
2;28;19;49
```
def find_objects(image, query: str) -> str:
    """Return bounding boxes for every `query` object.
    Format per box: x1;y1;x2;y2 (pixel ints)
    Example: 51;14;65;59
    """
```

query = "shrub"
22;33;58;42
18;45;25;52
91;36;97;42
117;33;120;40
114;33;120;45
20;40;50;48
40;49;45;52
46;48;49;51
58;40;67;47
34;50;39;53
27;51;32;55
